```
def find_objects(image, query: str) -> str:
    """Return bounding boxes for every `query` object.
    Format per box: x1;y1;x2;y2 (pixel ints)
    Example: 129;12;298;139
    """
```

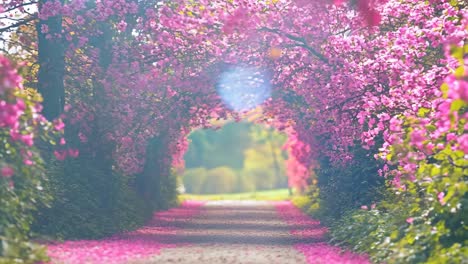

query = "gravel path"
137;200;314;264
46;200;368;264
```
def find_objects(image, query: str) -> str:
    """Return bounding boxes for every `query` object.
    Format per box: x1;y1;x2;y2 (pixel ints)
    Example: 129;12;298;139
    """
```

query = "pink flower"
389;117;402;132
357;0;381;26
1;166;14;178
54;119;65;131
68;149;79;158
333;0;346;5
41;24;49;34
60;138;66;145
457;134;468;154
78;132;88;143
117;20;127;31
23;159;34;166
21;134;34;146
76;15;85;25
9;130;21;141
446;75;468;102
410;129;425;149
406;217;414;224
438;192;446;206
54;150;67;161
64;104;72;112
360;205;368;210
447;133;457;141
222;8;249;34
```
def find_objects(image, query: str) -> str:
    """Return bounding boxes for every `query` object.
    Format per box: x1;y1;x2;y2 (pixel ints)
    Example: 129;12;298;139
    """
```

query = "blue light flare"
217;66;271;112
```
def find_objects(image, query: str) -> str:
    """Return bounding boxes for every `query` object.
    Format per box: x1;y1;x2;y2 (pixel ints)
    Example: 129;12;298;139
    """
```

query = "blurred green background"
182;122;288;194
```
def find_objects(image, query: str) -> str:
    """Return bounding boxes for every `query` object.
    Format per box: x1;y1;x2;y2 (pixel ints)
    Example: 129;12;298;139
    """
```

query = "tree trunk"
267;130;282;189
138;135;169;209
37;0;65;120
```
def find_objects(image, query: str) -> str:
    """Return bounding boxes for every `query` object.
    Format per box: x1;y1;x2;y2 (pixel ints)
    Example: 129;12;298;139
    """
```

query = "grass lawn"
179;188;292;201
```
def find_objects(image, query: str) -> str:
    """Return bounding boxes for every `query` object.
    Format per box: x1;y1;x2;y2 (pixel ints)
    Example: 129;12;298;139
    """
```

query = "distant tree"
201;167;237;194
182;168;207;194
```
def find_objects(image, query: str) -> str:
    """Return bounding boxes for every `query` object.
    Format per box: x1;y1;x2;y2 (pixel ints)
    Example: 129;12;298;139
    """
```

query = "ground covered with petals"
45;200;372;264
274;201;370;264
45;201;204;264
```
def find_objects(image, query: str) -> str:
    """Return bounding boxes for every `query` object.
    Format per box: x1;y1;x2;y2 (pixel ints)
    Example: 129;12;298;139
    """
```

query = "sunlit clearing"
217;66;271;112
181;122;288;196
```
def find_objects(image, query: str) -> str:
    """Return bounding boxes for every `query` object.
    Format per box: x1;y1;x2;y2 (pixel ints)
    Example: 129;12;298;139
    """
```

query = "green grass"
180;188;292;201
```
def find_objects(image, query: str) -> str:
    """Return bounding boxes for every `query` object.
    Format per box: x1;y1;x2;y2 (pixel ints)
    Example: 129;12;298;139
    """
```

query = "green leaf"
418;107;430;117
454;66;465;78
426;124;437;132
450;99;466;112
386;153;393;161
441;83;449;99
450;46;464;64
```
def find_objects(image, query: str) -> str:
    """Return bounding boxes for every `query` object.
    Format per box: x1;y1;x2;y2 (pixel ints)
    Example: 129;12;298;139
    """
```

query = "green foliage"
237;173;256;193
243;144;287;191
201;166;238;194
291;186;320;215
0;88;60;263
306;139;466;263
330;182;467;263
313;144;385;225
0;165;49;264
181;188;290;201
242;167;275;190
185;122;254;170
182;168;207;193
184;122;288;193
158;168;180;210
33;157;152;239
326;53;468;264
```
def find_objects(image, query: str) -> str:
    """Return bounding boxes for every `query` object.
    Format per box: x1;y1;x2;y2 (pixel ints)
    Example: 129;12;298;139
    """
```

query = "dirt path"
47;200;369;264
137;200;311;264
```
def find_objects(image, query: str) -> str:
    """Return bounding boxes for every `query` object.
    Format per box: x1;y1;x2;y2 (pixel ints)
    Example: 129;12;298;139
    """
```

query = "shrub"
243;167;277;191
158;168;180;210
291;185;320;215
0;57;60;263
313;144;385;225
33;157;151;239
322;43;468;264
201;166;237;194
182;167;207;194
237;173;256;193
330;184;467;263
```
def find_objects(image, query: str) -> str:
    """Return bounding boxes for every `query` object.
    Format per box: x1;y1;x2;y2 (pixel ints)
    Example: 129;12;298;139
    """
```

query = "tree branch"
259;27;329;64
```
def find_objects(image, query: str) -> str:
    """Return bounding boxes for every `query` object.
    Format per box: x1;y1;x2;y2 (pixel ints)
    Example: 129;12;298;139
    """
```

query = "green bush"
182;167;207;193
328;117;467;263
329;49;468;263
0;86;60;263
243;167;277;191
0;154;50;264
291;185;320;215
313;144;385;225
201;166;238;194
237;173;256;193
330;184;467;263
158;168;180;210
33;157;151;239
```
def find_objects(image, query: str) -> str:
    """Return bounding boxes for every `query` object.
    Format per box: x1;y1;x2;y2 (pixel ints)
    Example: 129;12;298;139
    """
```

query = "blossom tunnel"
0;0;467;263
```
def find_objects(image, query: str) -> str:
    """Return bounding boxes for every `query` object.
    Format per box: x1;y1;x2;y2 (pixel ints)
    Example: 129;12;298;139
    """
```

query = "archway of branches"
2;0;465;215
2;0;466;210
1;0;467;262
33;0;358;192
